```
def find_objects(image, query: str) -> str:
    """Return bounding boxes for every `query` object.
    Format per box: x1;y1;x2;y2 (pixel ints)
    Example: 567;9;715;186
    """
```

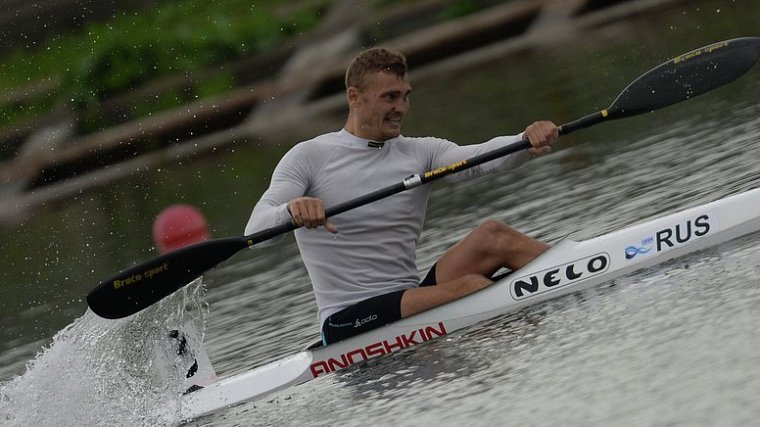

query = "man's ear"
347;86;360;106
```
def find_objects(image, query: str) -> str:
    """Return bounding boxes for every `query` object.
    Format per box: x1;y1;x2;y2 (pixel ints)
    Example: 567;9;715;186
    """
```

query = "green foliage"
195;72;236;99
439;0;481;20
0;0;324;129
60;0;322;108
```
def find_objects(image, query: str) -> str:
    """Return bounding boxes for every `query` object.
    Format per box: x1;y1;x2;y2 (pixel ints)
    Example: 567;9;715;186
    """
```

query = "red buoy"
152;204;211;254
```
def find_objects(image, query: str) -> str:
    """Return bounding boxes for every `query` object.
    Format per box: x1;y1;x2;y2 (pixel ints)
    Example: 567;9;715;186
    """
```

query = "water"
0;281;210;426
3;2;760;425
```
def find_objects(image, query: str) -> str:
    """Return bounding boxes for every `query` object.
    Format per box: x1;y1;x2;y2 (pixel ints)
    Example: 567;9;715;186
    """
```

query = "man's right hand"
287;197;338;234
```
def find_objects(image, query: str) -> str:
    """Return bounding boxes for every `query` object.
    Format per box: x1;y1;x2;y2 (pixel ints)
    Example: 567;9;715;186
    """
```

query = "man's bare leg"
401;220;549;318
434;219;549;282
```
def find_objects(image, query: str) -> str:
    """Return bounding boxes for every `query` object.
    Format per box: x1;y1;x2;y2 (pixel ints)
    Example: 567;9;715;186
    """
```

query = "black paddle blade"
87;237;248;319
608;37;760;119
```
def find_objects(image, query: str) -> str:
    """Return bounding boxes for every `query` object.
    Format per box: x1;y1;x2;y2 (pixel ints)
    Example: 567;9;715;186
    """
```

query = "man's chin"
382;128;401;139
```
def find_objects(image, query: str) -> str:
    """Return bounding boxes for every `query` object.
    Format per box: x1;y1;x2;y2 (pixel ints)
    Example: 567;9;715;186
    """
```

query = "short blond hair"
345;47;408;91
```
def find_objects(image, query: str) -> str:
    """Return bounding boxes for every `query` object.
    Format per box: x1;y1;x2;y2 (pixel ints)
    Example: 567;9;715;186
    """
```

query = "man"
245;47;558;346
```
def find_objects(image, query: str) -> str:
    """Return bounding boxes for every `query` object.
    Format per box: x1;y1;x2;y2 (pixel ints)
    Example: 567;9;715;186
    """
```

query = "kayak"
178;186;760;422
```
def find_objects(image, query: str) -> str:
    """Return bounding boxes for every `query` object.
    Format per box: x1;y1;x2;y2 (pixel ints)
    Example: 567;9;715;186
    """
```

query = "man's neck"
344;117;369;141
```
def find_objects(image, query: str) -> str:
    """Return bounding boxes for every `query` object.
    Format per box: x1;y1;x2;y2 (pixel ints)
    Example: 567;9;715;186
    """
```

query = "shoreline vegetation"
0;0;505;139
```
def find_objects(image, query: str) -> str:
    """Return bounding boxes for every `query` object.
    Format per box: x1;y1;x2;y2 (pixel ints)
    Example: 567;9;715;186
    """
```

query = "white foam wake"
0;279;209;427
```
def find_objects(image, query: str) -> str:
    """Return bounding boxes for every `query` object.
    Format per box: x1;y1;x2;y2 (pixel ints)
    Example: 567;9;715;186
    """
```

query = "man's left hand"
524;121;558;157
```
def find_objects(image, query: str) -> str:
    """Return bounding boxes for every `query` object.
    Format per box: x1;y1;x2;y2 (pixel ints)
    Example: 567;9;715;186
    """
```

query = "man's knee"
475;219;512;234
472;219;519;250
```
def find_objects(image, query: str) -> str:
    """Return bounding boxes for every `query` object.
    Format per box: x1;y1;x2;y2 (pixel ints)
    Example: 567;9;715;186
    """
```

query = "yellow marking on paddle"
601;109;609;118
673;41;728;64
424;159;468;179
247;239;254;246
113;262;169;290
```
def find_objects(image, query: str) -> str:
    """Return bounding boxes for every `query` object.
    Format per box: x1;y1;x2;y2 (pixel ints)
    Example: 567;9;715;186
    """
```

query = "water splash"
0;279;210;427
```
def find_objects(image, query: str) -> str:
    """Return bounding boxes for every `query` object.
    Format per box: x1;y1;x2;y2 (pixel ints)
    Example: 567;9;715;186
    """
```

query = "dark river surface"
2;1;760;425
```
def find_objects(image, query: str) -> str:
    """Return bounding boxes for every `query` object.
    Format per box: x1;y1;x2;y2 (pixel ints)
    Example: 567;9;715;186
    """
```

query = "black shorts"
321;264;437;346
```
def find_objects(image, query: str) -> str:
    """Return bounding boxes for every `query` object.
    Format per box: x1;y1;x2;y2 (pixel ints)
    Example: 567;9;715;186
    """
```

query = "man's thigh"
433;220;548;283
432;229;502;284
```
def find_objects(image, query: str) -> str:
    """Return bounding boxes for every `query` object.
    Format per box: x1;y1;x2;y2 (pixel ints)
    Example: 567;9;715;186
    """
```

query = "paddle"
87;37;760;319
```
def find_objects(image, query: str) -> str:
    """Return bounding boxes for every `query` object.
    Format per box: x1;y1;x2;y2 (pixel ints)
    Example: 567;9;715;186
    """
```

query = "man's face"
350;71;411;141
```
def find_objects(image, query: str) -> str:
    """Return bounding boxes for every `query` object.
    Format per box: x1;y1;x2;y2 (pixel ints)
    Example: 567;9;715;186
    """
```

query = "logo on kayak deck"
625;236;654;260
624;214;713;261
510;253;609;301
310;322;448;377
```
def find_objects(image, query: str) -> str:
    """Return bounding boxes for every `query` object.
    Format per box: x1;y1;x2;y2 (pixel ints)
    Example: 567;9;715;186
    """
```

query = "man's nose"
395;98;408;112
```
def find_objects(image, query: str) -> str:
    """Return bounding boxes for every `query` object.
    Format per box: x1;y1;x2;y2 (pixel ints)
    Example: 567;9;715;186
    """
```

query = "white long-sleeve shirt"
245;129;529;326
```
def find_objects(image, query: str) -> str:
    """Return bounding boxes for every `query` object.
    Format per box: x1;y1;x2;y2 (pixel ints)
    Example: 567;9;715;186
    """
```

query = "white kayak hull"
179;187;760;421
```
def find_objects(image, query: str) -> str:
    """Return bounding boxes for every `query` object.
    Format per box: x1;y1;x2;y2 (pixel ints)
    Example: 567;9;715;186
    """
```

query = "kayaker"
245;47;558;345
